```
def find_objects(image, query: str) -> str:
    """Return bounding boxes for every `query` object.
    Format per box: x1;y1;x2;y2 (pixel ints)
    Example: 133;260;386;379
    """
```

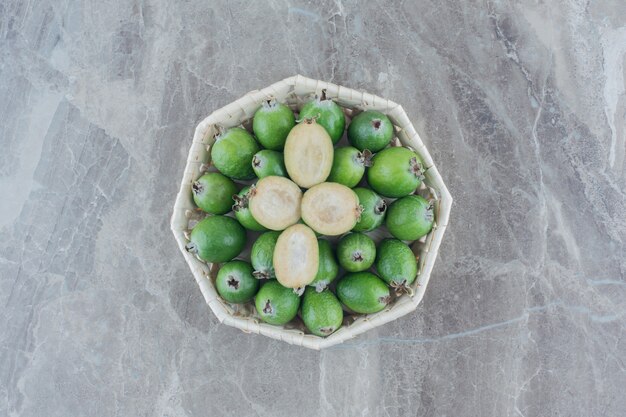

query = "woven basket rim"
170;75;453;350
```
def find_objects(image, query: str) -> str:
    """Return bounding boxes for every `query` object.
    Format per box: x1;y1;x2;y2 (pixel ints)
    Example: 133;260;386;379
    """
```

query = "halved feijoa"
248;176;302;231
301;182;361;236
273;224;319;289
284;119;334;188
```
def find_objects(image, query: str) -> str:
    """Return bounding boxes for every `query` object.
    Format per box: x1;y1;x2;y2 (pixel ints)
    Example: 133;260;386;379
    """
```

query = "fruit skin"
347;110;393;152
308;239;339;291
283;120;334;188
367;147;424;198
185;216;246;263
299;94;345;144
211;127;260;180
250;231;281;280
232;186;268;232
375;239;418;291
192;172;238;214
255;280;301;325
336;272;391;314
301;287;343;337
273;224;319;289
386;195;434;241
327;147;372;188
252;150;287;178
337;232;376;272
252;99;296;150
215;260;259;303
352;187;387;232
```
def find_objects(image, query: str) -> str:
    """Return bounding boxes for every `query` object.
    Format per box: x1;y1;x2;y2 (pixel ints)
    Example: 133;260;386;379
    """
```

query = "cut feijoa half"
283;119;334;188
273;224;319;289
301;182;361;236
248;176;302;231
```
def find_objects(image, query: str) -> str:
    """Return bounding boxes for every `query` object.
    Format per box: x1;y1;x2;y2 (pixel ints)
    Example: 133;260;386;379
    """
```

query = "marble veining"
1;1;624;416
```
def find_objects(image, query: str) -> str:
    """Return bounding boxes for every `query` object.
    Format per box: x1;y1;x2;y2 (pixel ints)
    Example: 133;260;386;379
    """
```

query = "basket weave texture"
171;75;452;350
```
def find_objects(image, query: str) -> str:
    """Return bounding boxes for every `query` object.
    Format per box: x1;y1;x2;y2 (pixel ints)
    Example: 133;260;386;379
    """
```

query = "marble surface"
1;1;625;416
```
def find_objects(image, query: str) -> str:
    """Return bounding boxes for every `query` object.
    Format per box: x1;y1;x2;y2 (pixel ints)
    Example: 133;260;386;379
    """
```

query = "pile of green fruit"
185;93;435;337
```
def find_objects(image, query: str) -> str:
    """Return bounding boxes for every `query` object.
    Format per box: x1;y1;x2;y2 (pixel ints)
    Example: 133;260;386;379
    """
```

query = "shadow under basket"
171;75;452;350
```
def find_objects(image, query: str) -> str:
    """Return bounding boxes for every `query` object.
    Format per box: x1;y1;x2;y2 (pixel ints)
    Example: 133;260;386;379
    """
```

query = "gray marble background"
1;0;625;416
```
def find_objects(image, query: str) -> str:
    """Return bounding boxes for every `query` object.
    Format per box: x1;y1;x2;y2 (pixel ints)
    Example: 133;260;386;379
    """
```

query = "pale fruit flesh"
249;176;302;231
301;182;361;236
273;224;319;289
283;120;334;188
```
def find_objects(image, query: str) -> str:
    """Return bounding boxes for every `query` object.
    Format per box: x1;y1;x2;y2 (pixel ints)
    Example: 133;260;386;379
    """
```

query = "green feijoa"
375;239;418;294
336;272;391;314
352;187;387;232
250;231;281;279
191;172;237;214
386;195;434;241
347;110;393;152
327;147;372;188
215;260;259;303
252;99;296;150
255;280;300;325
308;239;339;292
251;150;287;178
211;127;260;180
299;91;345;144
367;147;424;198
337;232;376;272
232;186;268;232
301;287;343;337
185;216;246;263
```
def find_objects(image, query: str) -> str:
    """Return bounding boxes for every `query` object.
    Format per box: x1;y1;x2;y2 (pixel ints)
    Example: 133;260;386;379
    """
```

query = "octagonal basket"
171;75;452;350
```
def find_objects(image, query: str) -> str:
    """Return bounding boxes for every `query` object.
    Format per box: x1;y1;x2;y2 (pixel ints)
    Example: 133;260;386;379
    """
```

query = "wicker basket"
171;75;452;350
